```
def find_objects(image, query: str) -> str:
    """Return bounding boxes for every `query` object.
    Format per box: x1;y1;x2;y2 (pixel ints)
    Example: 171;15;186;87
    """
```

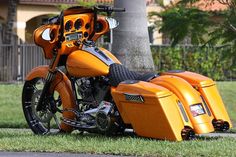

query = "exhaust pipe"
181;126;195;140
212;119;230;132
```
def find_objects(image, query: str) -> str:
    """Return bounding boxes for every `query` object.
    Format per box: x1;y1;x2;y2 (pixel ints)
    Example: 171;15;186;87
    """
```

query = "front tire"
22;77;67;135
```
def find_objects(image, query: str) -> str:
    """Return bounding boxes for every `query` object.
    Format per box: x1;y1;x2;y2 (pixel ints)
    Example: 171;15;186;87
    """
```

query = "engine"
74;77;123;134
76;77;109;107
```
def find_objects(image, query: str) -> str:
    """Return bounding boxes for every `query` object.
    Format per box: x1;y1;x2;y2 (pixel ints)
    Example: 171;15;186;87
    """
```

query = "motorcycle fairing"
34;24;60;59
161;71;232;128
111;81;191;141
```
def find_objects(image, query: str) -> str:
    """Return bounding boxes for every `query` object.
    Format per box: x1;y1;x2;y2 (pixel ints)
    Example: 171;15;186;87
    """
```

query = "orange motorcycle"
22;5;232;141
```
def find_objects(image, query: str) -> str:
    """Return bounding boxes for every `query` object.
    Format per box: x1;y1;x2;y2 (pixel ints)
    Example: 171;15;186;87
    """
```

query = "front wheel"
22;77;67;135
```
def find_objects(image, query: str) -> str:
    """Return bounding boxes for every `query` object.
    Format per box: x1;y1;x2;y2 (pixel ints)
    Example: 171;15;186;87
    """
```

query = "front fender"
25;65;76;132
25;65;49;81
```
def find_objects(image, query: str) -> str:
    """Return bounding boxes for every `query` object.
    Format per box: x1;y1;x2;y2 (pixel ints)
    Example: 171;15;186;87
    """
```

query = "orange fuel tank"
66;47;120;77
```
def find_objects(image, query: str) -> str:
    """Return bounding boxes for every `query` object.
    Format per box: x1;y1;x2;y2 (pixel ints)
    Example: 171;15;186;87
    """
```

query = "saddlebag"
111;80;192;141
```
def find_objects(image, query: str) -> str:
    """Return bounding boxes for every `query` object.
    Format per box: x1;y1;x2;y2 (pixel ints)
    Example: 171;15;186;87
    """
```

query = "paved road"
201;132;236;138
0;152;127;157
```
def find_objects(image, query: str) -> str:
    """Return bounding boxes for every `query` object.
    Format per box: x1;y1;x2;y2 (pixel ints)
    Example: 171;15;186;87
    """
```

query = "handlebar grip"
112;8;126;12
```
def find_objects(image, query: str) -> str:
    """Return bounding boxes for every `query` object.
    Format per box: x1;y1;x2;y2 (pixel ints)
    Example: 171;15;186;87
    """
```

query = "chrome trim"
82;45;115;66
124;93;144;103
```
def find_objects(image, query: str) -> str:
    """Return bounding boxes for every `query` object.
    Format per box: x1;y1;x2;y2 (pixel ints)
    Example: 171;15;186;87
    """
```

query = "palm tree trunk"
3;0;18;44
0;0;18;81
112;0;154;72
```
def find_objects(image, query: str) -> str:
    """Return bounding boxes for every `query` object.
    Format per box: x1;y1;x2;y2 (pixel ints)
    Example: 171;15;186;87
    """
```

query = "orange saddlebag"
111;81;191;141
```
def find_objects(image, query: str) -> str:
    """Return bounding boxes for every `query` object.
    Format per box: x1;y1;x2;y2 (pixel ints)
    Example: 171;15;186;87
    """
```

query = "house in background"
0;0;166;44
0;0;227;45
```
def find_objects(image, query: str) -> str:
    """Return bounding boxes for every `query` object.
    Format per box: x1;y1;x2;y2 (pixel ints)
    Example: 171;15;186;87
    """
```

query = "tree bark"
0;0;18;82
112;0;155;72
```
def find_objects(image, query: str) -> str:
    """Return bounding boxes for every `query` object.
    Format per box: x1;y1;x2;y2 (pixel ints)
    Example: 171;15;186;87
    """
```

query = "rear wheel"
22;77;66;135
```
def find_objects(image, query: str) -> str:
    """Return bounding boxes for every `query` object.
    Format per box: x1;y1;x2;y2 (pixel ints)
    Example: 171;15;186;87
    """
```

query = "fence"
0;44;18;82
0;44;50;82
19;44;50;81
0;43;235;82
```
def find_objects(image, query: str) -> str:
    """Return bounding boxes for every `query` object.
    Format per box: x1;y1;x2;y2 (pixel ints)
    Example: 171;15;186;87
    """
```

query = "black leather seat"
108;63;158;87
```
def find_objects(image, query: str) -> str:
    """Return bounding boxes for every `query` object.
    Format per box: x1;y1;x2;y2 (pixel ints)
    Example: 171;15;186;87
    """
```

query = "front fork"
36;71;55;111
36;53;59;112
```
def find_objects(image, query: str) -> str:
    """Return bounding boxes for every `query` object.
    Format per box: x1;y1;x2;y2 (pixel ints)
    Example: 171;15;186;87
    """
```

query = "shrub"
151;45;235;80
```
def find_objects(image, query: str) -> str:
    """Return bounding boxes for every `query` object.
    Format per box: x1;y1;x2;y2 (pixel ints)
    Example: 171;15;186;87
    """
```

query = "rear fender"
151;76;215;134
25;66;76;132
161;71;232;128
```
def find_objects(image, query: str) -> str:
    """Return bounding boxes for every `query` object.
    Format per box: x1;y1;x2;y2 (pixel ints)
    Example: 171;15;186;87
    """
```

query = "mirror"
42;28;51;41
106;17;119;29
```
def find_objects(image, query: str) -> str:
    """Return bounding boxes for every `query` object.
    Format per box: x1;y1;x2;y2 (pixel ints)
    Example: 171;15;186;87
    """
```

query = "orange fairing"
111;81;189;141
161;71;232;128
59;13;94;55
25;66;76;132
92;16;110;41
63;13;93;40
151;76;215;134
34;24;59;59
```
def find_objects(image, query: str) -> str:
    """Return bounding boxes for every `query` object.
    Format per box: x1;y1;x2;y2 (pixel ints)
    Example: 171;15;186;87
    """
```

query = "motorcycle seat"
108;63;158;87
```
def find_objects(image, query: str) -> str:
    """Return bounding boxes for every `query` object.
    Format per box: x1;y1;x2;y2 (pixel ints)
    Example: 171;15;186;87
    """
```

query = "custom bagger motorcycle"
22;6;232;141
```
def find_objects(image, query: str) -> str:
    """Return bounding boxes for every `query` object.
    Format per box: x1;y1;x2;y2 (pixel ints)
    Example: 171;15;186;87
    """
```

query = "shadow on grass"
68;130;223;142
0;128;233;143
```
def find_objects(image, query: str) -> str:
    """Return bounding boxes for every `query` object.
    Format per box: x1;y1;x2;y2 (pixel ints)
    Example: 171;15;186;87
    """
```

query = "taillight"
190;103;206;117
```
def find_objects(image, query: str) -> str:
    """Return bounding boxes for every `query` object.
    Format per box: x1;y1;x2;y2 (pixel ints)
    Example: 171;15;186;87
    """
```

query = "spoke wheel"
22;77;64;135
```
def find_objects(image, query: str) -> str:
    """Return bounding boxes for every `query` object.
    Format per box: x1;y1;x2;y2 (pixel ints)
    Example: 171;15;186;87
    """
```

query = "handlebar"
88;5;125;39
95;5;125;14
48;5;125;24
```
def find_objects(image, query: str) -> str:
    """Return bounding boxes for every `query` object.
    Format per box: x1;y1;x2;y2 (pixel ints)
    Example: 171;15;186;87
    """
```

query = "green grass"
0;129;236;157
217;82;236;125
0;82;236;156
0;82;235;128
0;84;27;128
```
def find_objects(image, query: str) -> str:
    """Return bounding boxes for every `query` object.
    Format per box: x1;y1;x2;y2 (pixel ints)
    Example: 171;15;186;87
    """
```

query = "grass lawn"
0;82;235;128
0;84;27;128
0;129;236;157
217;82;236;126
0;82;236;156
